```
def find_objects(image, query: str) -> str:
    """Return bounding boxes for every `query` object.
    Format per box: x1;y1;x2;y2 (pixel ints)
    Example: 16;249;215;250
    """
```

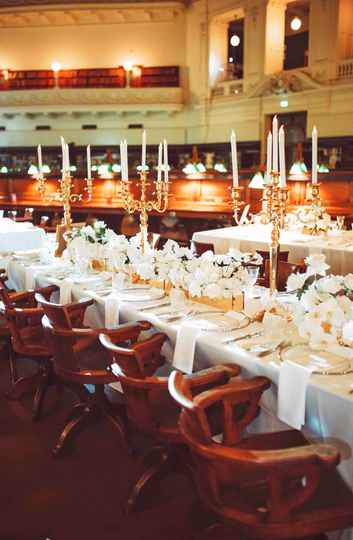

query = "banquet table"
6;256;353;540
0;218;46;252
193;224;353;275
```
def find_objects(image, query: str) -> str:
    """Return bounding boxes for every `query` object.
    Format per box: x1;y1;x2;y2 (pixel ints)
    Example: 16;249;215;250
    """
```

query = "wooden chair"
193;241;215;256
257;250;289;278
0;283;58;420
169;371;353;539
99;331;241;513
37;293;152;457
263;260;306;291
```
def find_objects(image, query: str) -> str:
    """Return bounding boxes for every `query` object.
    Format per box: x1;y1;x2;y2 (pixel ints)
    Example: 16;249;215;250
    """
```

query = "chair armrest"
198;439;339;470
193;377;271;409
35;284;58;300
9;290;37;306
187;364;240;390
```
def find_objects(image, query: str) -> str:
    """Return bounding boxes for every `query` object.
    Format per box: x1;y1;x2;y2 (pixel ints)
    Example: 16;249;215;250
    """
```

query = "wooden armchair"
257;250;289;278
263;260;306;291
0;283;58;420
100;331;240;513
169;371;353;539
193;241;215;256
37;294;152;457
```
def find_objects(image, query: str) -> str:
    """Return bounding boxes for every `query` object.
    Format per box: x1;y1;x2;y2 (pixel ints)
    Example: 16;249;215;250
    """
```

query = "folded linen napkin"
277;360;314;430
25;266;37;290
104;293;121;329
172;321;202;374
60;278;74;304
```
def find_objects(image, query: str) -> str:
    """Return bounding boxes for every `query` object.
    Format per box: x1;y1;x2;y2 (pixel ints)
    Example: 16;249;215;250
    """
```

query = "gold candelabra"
120;170;169;254
230;186;245;224
296;182;323;235
36;172;93;227
263;172;289;295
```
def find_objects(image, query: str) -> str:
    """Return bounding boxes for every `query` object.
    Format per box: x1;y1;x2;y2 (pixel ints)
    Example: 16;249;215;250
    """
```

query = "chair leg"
53;406;92;457
6;341;18;385
104;410;130;454
126;447;170;514
5;372;40;400
32;367;51;422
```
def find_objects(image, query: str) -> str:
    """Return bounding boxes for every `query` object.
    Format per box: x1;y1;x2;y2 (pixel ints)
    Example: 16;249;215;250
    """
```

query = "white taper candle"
272;115;278;173
37;144;43;175
60;136;66;172
87;145;91;180
141;130;146;171
230;130;238;187
279;125;286;187
157;142;162;184
163;139;168;182
312;126;318;184
266;132;272;183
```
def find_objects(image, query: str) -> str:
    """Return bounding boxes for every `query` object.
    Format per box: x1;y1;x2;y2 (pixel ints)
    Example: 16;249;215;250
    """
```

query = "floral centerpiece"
64;221;116;271
287;254;353;348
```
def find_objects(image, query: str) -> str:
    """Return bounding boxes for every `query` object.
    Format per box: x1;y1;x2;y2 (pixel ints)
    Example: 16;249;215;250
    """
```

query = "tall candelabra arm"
83;177;94;202
230;186;245;225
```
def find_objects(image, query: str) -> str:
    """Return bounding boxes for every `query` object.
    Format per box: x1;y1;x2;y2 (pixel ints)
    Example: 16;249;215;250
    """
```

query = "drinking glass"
337;216;345;231
245;265;260;300
170;288;187;312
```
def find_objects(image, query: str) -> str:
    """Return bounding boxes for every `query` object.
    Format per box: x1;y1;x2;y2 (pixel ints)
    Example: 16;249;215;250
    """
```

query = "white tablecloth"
193;224;353;275
0;218;45;252
7;258;353;539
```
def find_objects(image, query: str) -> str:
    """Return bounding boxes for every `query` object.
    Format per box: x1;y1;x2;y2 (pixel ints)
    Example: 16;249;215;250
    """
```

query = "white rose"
305;254;330;276
344;274;353;290
286;272;307;292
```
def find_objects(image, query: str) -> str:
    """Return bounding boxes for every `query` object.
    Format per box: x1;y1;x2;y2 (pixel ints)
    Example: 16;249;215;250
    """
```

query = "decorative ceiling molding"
0;2;185;27
247;70;323;98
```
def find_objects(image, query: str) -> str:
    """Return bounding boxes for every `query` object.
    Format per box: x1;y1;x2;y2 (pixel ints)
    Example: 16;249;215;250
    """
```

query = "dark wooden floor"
0;351;241;540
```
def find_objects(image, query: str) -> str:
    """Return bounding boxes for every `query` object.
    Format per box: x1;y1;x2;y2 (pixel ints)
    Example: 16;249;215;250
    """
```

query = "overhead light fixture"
28;164;38;176
98;164;113;178
51;61;61;73
248;171;265;189
0;165;8;174
230;34;240;47
112;164;121;173
229;57;234;63
182;162;206;176
42;164;51;174
289;160;308;175
136;165;150;172
123;60;133;72
214;163;227;173
280;99;289;108
69;165;76;172
290;16;302;31
318;163;329;173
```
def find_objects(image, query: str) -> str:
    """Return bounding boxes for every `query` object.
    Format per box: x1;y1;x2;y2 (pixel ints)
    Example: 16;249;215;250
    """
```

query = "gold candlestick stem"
120;170;169;254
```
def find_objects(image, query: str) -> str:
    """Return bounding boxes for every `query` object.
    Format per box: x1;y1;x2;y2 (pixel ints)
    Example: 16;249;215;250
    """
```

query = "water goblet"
245;265;260;300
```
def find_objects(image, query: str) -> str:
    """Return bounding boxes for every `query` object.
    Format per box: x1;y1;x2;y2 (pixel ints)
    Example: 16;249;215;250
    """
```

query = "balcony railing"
211;79;243;98
336;59;353;81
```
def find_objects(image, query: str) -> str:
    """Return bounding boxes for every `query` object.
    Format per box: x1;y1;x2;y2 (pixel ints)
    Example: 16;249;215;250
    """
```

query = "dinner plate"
280;344;353;375
185;311;250;333
119;288;165;302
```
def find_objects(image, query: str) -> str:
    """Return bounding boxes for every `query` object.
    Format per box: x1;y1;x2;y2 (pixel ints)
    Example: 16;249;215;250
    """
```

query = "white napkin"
25;267;37;290
277;360;314;430
172;321;201;374
105;294;120;329
60;278;74;304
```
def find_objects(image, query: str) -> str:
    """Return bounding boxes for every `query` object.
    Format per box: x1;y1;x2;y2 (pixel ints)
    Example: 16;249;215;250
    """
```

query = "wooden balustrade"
0;66;180;91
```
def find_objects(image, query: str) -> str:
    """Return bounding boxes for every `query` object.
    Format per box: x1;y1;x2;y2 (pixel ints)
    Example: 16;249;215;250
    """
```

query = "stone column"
309;0;340;81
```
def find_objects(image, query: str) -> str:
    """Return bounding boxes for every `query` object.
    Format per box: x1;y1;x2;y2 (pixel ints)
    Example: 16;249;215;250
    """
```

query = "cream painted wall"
0;17;186;70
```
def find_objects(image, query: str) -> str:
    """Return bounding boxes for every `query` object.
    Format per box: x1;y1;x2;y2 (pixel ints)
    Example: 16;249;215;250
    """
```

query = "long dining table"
6;255;353;540
193;224;353;275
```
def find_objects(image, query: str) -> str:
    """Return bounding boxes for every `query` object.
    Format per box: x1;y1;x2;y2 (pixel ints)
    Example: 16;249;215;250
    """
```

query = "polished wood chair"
263;260;306;291
257;250;289;278
0;283;58;420
169;371;353;539
37;293;152;457
100;331;241;513
193;241;215;256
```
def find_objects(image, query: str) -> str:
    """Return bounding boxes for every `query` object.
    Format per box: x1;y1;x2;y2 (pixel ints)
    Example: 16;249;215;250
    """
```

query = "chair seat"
220;468;353;539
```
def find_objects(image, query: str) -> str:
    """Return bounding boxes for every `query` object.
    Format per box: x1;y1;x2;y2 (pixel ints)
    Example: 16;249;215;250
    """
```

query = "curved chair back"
264;260;306;291
35;293;93;329
193;241;214;256
168;371;348;537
